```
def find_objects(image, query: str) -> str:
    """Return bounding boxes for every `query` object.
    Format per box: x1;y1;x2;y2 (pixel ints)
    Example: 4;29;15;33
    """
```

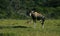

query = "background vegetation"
0;0;60;19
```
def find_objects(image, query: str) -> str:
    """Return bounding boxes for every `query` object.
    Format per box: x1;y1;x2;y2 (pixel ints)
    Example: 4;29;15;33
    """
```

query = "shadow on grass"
0;25;31;29
57;24;60;26
13;26;30;28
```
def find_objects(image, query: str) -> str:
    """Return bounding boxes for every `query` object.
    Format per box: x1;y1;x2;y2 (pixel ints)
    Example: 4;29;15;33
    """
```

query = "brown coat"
32;12;43;17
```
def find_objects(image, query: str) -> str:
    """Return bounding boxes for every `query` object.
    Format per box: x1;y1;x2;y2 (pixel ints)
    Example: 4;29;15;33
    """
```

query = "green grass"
0;19;60;36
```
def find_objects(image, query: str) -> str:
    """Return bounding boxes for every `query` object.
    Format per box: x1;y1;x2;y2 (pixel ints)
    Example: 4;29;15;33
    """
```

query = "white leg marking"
34;23;36;28
42;25;44;29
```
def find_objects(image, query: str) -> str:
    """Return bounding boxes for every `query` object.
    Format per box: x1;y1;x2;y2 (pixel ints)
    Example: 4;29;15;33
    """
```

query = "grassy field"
0;19;60;36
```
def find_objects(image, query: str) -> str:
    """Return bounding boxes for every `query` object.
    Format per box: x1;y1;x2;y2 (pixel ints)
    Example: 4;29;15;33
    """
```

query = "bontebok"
26;10;45;28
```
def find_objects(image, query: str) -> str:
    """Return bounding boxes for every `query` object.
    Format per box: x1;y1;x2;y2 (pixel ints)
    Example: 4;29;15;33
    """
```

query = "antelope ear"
31;11;34;13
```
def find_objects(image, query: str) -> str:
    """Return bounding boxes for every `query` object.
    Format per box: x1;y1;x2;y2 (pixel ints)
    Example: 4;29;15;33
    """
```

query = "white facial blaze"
29;11;34;16
29;13;31;16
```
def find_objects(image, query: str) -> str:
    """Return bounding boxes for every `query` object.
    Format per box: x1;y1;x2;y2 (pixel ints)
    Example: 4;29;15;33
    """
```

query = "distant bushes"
0;0;60;19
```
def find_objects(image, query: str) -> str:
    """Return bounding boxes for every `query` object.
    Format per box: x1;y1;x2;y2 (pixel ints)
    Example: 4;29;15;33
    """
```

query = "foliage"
0;0;60;19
